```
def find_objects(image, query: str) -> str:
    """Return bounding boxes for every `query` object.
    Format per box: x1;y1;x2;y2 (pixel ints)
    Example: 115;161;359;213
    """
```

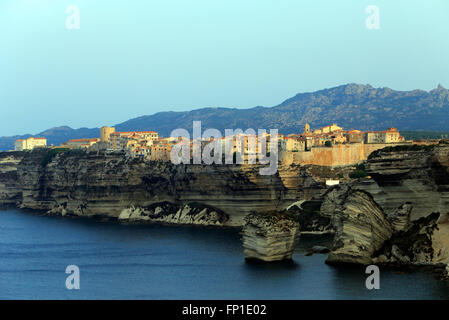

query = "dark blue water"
1;208;449;299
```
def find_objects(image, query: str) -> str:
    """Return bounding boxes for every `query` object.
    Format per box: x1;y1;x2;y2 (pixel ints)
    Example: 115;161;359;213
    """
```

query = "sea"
1;207;449;299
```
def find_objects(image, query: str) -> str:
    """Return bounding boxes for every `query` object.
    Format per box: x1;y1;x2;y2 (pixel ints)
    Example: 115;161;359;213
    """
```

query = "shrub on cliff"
368;144;437;159
349;163;368;179
41;148;70;166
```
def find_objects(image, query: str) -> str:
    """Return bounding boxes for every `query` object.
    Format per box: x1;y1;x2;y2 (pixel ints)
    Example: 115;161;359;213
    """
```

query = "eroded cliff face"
362;145;449;221
0;150;332;227
118;202;229;226
322;185;392;265
323;145;449;269
0;153;24;203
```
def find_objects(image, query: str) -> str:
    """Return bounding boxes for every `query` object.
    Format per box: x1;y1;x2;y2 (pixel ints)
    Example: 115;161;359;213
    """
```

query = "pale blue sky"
1;0;449;136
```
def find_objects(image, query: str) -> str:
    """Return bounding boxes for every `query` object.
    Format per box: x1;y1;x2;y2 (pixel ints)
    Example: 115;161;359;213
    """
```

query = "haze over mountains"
1;83;449;151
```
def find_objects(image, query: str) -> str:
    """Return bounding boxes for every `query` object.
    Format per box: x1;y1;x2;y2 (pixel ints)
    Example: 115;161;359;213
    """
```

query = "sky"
1;0;449;136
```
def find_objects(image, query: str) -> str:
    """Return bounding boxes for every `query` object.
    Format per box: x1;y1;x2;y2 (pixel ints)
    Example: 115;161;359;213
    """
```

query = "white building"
14;137;47;151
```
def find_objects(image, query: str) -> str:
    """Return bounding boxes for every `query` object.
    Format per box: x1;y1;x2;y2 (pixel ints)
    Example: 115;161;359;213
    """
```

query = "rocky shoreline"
1;145;449;276
0;149;339;228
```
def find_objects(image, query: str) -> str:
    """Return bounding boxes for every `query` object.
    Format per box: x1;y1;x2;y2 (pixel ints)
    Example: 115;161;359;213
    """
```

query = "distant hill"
0;126;99;151
1;83;448;150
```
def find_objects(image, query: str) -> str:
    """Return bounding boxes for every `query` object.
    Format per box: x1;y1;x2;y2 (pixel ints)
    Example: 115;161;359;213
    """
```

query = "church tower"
304;123;310;134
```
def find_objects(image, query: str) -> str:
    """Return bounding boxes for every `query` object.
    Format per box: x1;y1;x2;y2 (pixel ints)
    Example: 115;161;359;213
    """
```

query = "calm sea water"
1;208;449;300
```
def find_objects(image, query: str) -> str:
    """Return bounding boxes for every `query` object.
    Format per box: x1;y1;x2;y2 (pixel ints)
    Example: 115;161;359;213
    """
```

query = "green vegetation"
41;148;70;166
349;163;368;179
383;144;436;152
324;141;332;147
368;144;437;160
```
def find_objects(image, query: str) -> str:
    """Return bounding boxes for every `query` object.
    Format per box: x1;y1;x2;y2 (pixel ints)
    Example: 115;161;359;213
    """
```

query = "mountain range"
1;83;449;151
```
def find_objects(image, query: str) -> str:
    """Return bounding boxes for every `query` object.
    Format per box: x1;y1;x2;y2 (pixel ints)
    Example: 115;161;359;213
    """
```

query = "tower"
100;126;115;143
304;123;310;134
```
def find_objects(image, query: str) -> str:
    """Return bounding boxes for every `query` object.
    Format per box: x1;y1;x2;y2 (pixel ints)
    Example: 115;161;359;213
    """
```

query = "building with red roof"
14;137;47;151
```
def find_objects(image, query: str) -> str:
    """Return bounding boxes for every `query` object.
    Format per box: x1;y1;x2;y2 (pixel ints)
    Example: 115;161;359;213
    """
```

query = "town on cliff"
12;123;441;167
3;122;449;276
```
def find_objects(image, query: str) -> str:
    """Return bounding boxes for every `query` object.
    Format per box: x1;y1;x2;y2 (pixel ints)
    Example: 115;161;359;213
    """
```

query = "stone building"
110;131;158;150
284;136;307;152
345;130;364;143
100;126;115;142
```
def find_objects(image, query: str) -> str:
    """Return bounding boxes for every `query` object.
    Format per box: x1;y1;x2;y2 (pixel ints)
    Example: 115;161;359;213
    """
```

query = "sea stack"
241;212;300;262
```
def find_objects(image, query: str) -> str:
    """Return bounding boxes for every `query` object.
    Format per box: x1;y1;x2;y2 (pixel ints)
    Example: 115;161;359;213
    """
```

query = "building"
313;124;343;135
64;138;100;149
150;140;173;161
284;136;307;152
14;137;47;151
110;131;158;151
100;126;115;142
327;131;347;144
345;130;364;143
365;128;404;144
383;127;404;143
312;134;328;147
365;131;384;143
133;146;152;157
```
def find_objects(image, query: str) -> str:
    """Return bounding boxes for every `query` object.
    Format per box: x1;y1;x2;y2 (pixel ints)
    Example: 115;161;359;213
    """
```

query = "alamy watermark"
169;121;279;175
65;265;80;290
66;5;80;30
365;5;380;30
365;265;380;290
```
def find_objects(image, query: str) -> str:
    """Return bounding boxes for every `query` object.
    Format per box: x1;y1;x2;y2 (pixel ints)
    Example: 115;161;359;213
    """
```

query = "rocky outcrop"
117;202;229;226
322;185;392;265
365;145;449;269
372;212;449;268
363;145;449;221
241;212;300;262
323;184;449;269
322;145;449;269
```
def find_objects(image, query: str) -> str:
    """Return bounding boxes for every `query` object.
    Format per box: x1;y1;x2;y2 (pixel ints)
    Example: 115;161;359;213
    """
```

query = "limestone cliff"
363;144;449;221
322;185;392;265
323;145;449;270
0;152;24;203
0;150;333;227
